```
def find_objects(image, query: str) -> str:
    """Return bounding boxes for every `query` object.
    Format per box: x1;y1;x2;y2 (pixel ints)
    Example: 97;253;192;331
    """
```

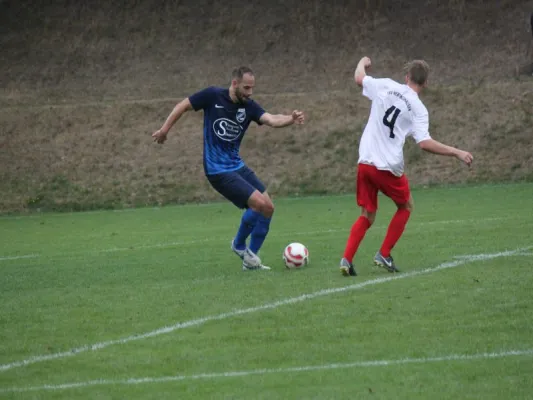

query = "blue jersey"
188;87;266;175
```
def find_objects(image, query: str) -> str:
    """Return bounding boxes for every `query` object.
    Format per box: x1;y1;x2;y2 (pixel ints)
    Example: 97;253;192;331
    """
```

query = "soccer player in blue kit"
152;67;305;270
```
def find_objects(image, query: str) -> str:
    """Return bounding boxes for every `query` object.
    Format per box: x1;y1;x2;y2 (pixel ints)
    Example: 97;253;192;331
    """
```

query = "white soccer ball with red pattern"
283;242;309;269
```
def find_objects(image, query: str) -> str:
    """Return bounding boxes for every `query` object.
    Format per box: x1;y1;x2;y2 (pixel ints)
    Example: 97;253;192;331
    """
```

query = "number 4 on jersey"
383;106;401;139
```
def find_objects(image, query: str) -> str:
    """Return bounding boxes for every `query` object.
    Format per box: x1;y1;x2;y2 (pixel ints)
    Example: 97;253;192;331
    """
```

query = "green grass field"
1;183;533;399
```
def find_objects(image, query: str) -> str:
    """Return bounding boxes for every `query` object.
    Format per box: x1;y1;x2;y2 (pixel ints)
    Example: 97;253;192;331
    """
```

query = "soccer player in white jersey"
340;57;473;277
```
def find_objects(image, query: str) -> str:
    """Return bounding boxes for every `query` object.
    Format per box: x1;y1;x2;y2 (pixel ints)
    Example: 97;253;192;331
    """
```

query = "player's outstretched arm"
152;98;193;144
259;110;305;128
354;56;371;87
418;139;473;166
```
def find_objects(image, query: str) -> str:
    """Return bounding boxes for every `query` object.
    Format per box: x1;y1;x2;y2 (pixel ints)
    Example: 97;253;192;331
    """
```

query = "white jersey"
358;76;431;176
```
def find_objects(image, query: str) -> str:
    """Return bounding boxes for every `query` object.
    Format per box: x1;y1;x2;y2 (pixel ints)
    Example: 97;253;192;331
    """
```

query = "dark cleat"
340;257;357;276
374;252;400;273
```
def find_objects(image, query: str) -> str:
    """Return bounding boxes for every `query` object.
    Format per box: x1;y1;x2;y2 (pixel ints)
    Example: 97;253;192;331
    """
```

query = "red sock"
343;216;371;263
380;209;411;257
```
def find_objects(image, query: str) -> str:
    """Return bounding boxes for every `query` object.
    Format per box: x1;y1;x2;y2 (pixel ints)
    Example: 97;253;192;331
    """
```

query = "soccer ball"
283;242;309;269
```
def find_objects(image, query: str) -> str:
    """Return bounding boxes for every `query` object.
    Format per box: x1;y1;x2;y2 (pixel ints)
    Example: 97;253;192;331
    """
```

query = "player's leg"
236;189;273;270
229;165;273;270
374;173;412;272
248;191;273;254
232;189;272;253
206;171;268;270
236;166;273;256
341;163;377;277
232;164;272;249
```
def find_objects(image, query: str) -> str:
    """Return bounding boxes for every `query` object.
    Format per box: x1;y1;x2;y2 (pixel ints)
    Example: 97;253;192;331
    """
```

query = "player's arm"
354;56;372;87
152;98;193;144
259;110;305;128
418;139;473;166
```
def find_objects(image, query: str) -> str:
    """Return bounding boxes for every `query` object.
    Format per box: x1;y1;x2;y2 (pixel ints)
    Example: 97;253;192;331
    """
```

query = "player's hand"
457;150;473;167
292;110;305;125
152;129;168;144
361;56;371;68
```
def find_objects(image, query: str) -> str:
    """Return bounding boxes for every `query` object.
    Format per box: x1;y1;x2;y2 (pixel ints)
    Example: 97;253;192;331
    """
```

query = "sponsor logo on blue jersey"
213;118;242;142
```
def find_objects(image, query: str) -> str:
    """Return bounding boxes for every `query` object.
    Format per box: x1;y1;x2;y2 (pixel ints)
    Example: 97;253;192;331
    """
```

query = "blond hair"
404;60;430;86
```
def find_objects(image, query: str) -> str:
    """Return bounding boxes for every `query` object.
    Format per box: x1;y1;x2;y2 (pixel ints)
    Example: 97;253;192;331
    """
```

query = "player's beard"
235;88;249;104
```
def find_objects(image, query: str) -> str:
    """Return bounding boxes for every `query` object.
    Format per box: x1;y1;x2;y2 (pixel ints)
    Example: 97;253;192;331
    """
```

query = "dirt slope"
1;0;532;212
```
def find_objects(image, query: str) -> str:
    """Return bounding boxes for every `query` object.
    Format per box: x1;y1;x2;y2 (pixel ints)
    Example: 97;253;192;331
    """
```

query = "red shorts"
356;163;410;212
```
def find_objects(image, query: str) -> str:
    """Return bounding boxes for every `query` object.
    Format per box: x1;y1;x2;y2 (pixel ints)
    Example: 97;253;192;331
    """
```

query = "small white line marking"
0;254;39;261
2;349;532;393
0;247;529;373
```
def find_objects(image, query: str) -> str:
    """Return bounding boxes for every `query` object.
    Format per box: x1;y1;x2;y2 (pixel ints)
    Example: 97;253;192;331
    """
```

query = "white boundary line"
0;217;508;262
0;247;530;373
2;349;532;393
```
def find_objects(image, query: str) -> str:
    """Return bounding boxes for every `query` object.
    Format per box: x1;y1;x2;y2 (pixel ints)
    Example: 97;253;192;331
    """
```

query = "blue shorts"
206;165;266;209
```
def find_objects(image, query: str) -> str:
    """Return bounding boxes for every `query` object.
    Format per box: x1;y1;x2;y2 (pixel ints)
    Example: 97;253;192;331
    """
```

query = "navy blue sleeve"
248;100;266;125
188;87;216;111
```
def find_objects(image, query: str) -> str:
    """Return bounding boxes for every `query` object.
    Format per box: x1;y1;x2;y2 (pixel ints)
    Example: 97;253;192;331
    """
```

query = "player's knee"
403;199;414;212
250;198;273;218
261;201;274;218
397;197;414;212
361;208;376;225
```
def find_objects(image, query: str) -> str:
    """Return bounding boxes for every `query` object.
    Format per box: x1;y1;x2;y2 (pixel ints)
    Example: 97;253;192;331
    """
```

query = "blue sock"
249;215;272;254
234;209;260;250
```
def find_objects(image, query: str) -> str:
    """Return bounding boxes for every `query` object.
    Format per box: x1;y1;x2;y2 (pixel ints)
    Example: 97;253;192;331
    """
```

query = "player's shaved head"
404;60;430;86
